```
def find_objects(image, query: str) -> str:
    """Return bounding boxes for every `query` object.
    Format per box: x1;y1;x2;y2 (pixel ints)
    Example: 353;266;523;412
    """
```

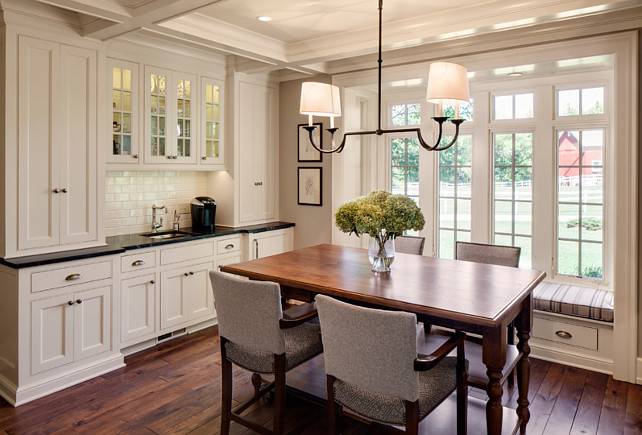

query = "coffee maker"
190;196;216;231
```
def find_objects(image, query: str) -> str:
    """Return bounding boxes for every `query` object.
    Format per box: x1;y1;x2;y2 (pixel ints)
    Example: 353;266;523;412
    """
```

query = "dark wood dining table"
220;243;546;434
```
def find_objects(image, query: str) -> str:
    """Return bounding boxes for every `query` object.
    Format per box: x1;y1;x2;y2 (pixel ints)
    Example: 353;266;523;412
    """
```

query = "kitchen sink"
139;230;196;240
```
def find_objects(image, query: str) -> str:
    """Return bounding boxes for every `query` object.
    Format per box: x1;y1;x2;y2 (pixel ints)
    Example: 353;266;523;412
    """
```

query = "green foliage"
582;266;603;278
334;190;425;239
566;218;602;231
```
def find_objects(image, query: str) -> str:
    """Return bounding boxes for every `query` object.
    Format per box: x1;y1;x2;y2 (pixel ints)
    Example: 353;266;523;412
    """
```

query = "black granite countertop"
0;222;295;269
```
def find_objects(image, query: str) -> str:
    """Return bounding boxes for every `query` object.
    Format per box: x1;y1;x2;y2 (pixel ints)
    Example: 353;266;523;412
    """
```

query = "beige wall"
279;77;334;249
638;33;642;359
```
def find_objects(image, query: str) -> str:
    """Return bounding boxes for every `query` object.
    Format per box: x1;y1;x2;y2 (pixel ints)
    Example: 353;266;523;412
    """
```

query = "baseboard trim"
530;344;612;375
10;354;124;407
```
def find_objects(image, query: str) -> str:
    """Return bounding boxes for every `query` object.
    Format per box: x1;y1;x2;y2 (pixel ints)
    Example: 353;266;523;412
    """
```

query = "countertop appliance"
190;196;216;230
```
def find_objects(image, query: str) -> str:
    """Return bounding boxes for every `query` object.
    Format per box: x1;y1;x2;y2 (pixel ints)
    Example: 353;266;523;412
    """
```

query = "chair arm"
414;331;466;371
279;303;318;329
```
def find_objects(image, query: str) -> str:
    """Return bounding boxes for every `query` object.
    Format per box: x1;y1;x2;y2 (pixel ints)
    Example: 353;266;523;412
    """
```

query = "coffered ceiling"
26;0;642;76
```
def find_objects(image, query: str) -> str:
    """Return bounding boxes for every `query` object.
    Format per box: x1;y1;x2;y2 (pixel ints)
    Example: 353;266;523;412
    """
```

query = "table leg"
483;325;507;435
515;296;533;433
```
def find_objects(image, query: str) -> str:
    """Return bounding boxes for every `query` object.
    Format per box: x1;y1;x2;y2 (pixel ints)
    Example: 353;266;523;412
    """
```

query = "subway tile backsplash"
105;171;208;236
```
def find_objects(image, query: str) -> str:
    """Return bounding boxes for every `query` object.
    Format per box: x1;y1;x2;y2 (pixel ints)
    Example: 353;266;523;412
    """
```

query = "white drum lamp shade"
300;82;342;117
426;62;470;104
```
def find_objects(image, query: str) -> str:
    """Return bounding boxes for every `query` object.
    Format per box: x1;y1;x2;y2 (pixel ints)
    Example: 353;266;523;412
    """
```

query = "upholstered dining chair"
315;294;468;435
455;241;521;387
395;235;426;255
209;271;323;435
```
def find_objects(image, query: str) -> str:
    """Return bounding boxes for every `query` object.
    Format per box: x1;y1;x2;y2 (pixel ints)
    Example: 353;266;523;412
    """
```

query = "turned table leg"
483;324;507;435
515;295;533;433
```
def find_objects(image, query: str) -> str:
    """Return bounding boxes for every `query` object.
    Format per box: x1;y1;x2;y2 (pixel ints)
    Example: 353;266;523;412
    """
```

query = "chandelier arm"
303;126;377;154
432;119;465;151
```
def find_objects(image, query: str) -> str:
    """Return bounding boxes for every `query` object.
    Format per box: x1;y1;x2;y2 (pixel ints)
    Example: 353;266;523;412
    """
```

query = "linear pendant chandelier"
299;0;470;154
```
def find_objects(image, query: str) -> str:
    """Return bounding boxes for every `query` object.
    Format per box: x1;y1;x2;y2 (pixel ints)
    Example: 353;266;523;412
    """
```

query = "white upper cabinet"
108;59;139;164
200;77;224;166
144;66;197;165
17;36;98;253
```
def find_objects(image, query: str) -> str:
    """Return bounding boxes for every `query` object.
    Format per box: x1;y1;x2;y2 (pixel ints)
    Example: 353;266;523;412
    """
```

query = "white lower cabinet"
160;261;215;330
121;274;156;344
246;228;294;260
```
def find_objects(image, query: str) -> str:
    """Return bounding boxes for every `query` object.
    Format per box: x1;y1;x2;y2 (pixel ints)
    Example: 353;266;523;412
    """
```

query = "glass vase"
368;231;395;272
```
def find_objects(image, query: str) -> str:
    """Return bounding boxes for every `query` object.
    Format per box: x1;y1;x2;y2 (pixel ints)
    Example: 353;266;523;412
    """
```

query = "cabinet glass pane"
112;67;121;88
112;67;134;156
149;73;168;157
176;78;192;157
123;91;131;112
123;69;131;90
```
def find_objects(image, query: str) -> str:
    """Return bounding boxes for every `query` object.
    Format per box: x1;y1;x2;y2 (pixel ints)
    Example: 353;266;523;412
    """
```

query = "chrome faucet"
151;204;166;232
173;209;180;231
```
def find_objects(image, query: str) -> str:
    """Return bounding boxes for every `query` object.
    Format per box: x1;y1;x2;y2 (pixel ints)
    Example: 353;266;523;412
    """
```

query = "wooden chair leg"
273;353;286;435
251;373;263;396
326;375;341;434
220;337;232;435
456;338;468;435
405;400;419;435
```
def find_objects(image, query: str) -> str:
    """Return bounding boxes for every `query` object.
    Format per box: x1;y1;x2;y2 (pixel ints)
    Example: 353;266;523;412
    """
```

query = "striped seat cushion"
533;282;614;322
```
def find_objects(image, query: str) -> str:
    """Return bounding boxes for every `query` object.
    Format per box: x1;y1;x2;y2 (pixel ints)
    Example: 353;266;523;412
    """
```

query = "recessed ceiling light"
508;72;524;77
257;16;272;22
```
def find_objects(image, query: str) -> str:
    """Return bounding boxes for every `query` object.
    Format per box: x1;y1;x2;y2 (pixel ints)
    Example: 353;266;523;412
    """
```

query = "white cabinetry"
121;273;156;344
16;36;98;255
160;261;214;330
200;76;225;166
144;66;197;164
0;256;122;406
238;80;276;223
108;58;139;164
246;228;294;260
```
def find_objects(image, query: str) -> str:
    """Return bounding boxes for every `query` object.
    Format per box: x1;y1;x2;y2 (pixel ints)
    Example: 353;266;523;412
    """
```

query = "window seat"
533;282;613;322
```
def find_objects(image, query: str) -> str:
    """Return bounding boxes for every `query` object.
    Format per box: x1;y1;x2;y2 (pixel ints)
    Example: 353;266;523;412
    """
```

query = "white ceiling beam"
33;0;131;22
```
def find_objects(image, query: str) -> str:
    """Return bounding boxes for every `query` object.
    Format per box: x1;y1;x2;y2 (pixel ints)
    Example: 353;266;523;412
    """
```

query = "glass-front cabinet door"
108;59;138;163
144;66;197;164
201;76;224;166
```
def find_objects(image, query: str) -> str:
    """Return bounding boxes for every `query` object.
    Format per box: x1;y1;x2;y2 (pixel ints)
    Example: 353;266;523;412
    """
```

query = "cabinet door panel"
200;77;224;166
254;86;275;221
74;285;111;361
186;262;215;321
145;66;173;164
121;274;156;344
160;269;187;330
59;45;97;245
31;294;74;374
174;73;197;164
18;36;60;250
108;59;139;164
238;82;257;222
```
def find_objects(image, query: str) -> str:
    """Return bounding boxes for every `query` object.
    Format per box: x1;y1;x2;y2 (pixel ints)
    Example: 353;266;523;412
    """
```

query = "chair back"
395;235;425;255
209;271;285;354
456;241;520;267
315;294;419;402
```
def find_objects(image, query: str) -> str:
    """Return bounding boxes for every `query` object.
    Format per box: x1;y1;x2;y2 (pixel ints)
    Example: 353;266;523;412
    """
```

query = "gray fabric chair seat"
533;282;614;322
225;322;322;374
333;356;466;426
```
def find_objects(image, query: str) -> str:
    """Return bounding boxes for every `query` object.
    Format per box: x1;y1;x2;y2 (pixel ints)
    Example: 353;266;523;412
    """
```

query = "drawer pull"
225;244;235;250
65;273;82;281
132;260;146;267
555;330;572;339
76;299;83;304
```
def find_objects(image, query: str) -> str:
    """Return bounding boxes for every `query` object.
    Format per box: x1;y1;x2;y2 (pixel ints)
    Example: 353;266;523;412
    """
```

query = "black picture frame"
297;123;323;162
297;167;322;206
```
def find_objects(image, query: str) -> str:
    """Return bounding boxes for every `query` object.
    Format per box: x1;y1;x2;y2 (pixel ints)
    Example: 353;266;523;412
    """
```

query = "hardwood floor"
0;325;640;434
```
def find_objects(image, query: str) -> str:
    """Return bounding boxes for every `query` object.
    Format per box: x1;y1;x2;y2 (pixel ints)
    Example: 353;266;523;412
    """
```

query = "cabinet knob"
150;279;155;284
76;299;83;304
67;301;74;306
65;273;82;281
132;154;139;159
189;271;194;276
132;259;145;267
184;272;189;277
53;188;60;193
256;181;263;186
173;155;178;159
61;188;68;193
202;156;207;160
167;155;173;160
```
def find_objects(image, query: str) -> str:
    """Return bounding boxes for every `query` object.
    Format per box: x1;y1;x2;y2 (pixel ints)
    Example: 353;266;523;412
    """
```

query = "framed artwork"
298;167;322;206
297;123;323;162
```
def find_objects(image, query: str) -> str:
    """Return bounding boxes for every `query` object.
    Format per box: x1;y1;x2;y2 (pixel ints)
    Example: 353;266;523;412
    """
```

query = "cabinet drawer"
121;251;156;273
532;317;598;350
216;236;241;255
160;242;214;266
31;261;112;293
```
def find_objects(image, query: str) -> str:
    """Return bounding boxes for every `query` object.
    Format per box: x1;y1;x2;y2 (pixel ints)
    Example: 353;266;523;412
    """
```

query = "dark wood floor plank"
570;370;608;435
624;383;642;434
543;366;588;434
597;377;629;435
0;325;639;435
523;363;570;435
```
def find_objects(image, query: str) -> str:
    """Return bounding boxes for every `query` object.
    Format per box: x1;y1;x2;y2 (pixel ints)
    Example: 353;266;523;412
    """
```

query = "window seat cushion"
533;282;613;322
